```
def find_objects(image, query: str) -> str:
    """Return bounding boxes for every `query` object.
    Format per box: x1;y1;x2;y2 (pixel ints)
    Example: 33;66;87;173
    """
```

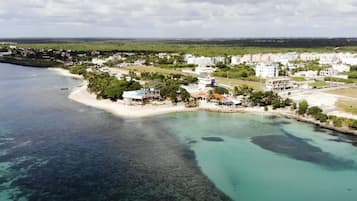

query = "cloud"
0;0;356;38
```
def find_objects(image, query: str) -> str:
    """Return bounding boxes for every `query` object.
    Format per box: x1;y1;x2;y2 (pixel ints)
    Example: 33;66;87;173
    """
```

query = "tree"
272;99;281;110
307;106;323;117
214;86;229;95
349;120;357;130
180;88;191;102
298;100;309;115
70;65;87;75
233;86;239;96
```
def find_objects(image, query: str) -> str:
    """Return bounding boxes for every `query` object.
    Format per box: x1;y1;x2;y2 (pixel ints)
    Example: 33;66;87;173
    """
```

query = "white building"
195;66;216;75
320;68;338;77
294;70;318;79
231;56;241;65
255;63;279;78
332;64;350;73
185;55;214;67
198;76;215;91
266;78;292;91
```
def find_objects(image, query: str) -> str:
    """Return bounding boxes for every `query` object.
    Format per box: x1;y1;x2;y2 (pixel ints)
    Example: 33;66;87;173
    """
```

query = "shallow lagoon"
159;112;357;201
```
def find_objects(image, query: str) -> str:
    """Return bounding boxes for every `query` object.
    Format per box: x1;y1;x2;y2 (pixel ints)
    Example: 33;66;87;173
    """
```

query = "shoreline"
50;68;357;136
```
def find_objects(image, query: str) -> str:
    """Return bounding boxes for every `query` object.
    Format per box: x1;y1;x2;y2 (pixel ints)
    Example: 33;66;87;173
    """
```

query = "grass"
215;77;265;90
325;87;357;98
309;81;329;88
15;42;357;56
336;99;357;115
124;65;189;75
291;77;306;82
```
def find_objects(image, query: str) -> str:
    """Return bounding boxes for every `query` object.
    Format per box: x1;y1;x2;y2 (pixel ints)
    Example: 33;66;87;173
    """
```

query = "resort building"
255;63;279;78
266;78;292;91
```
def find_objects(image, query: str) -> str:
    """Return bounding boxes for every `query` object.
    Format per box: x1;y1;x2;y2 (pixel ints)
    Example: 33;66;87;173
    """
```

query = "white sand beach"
68;83;198;118
49;68;83;79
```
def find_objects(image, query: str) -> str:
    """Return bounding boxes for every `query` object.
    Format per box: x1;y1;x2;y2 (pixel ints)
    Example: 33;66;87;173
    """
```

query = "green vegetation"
336;99;357;115
17;42;357;57
347;71;357;79
298;100;309;115
69;65;87;75
292;60;329;74
213;86;229;95
215;77;264;91
0;56;63;68
233;85;254;96
309;81;328;88
247;90;292;109
291;77;306;82
307;106;328;122
213;64;258;81
324;77;357;83
85;72;141;101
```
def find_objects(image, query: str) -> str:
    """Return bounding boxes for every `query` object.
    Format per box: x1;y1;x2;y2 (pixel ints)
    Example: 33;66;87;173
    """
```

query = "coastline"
50;68;357;136
68;83;198;118
48;68;83;79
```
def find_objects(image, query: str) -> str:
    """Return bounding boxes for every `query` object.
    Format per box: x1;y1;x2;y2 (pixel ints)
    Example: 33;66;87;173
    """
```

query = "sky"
0;0;356;38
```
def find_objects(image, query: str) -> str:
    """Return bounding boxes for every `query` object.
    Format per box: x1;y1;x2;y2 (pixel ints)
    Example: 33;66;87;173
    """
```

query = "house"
123;91;146;104
255;63;279;78
123;89;161;105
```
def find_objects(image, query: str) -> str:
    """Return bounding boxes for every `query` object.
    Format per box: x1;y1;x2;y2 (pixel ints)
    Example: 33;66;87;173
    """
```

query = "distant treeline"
3;38;357;48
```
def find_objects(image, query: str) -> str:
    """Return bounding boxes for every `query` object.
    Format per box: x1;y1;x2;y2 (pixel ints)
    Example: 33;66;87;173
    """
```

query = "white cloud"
0;0;356;37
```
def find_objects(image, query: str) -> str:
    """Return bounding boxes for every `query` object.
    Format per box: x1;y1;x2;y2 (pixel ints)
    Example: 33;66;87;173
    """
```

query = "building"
332;64;350;73
255;63;279;78
294;70;318;79
266;78;292;91
185;55;214;67
231;56;241;65
195;66;216;75
123;89;160;104
198;76;215;91
319;68;338;77
123;90;146;104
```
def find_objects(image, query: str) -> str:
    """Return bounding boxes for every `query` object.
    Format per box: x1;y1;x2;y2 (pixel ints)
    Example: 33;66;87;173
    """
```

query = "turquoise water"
159;112;357;201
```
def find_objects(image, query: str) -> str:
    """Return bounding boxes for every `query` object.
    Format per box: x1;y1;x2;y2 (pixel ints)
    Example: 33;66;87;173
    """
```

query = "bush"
348;120;357;130
298;100;309;115
214;86;229;95
70;65;87;75
330;116;343;127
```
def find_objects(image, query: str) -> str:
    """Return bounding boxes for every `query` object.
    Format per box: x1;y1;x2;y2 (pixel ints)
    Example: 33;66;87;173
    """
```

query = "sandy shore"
52;68;357;135
48;68;83;79
69;83;198;118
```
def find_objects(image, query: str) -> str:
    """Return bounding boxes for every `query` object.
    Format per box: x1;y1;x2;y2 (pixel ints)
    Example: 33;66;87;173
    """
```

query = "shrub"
298;100;309;115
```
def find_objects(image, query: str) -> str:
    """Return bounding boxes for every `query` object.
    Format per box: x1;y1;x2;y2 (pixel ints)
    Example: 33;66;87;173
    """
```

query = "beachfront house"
123;89;161;105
